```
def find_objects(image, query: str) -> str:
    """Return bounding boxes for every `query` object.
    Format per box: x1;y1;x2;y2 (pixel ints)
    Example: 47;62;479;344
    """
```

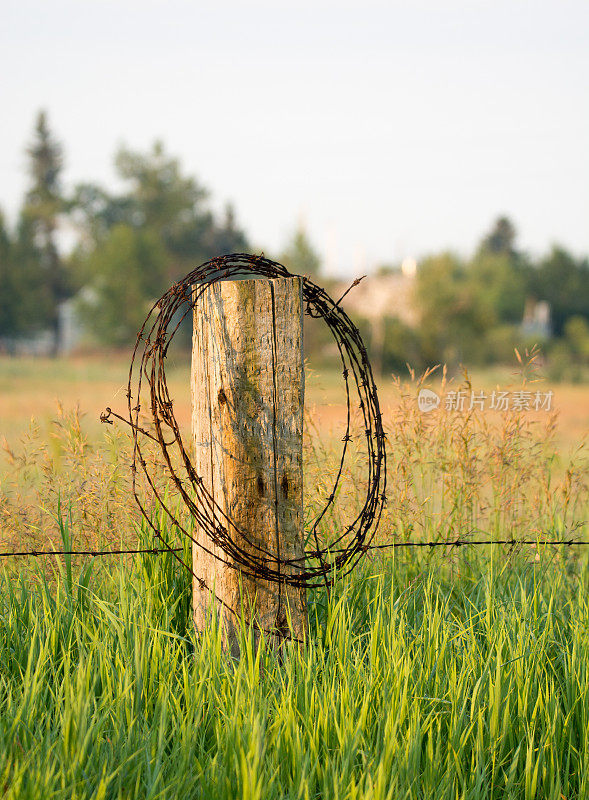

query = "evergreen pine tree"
23;110;67;351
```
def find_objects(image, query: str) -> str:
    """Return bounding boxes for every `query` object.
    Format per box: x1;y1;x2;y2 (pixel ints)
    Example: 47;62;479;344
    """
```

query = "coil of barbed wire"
103;253;386;590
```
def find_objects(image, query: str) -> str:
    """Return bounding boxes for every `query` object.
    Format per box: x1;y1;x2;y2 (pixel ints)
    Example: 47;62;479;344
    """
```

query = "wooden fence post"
191;277;307;654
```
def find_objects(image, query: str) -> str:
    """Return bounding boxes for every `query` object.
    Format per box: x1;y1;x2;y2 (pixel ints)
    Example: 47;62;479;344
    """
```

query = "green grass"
2;539;589;799
1;359;588;798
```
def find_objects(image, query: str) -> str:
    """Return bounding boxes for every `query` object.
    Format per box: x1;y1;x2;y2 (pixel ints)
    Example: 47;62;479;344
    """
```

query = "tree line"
0;111;249;351
379;216;589;379
1;111;588;378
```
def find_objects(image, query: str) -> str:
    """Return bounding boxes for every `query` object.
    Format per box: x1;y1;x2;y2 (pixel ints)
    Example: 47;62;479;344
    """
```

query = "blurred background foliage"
1;111;588;382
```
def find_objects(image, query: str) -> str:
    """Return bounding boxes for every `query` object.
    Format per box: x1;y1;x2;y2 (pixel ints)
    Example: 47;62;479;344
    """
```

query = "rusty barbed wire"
2;539;588;561
97;253;387;597
0;547;182;558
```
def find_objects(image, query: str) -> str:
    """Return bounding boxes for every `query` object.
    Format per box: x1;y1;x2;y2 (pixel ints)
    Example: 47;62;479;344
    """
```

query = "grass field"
1;353;587;449
1;354;588;798
3;543;589;799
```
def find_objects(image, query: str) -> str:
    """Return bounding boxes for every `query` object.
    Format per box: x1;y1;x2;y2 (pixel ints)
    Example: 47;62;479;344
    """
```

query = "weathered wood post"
191;277;307;654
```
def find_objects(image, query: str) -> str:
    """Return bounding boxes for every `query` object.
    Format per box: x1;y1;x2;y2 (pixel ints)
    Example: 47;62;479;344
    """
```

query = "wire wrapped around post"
109;253;387;594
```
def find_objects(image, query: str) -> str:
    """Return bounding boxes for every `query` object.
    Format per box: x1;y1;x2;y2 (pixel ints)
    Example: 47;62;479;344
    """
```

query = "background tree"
73;142;248;274
534;246;589;336
478;216;517;257
564;316;589;362
468;252;526;324
0;209;53;345
204;203;248;257
22;111;68;351
277;226;329;363
475;216;529;319
77;225;166;347
415;252;494;365
0;211;16;339
71;141;249;345
113;141;210;281
279;226;322;279
70;183;137;247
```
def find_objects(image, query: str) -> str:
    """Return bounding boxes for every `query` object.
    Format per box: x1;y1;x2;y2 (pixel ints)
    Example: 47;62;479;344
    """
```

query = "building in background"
332;258;419;372
522;299;551;339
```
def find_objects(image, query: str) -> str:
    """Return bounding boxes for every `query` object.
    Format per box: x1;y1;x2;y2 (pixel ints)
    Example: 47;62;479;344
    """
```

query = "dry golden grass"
1;352;586;559
1;353;587;449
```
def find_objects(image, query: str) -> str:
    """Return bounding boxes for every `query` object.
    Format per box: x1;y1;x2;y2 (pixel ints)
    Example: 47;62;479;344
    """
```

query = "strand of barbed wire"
2;537;588;560
0;547;182;558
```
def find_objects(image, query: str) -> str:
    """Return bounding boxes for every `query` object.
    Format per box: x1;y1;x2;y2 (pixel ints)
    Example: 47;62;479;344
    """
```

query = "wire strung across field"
0;547;182;558
2;539;588;560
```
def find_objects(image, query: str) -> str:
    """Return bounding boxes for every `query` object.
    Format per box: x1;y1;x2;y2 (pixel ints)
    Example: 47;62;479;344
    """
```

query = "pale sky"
2;0;588;275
